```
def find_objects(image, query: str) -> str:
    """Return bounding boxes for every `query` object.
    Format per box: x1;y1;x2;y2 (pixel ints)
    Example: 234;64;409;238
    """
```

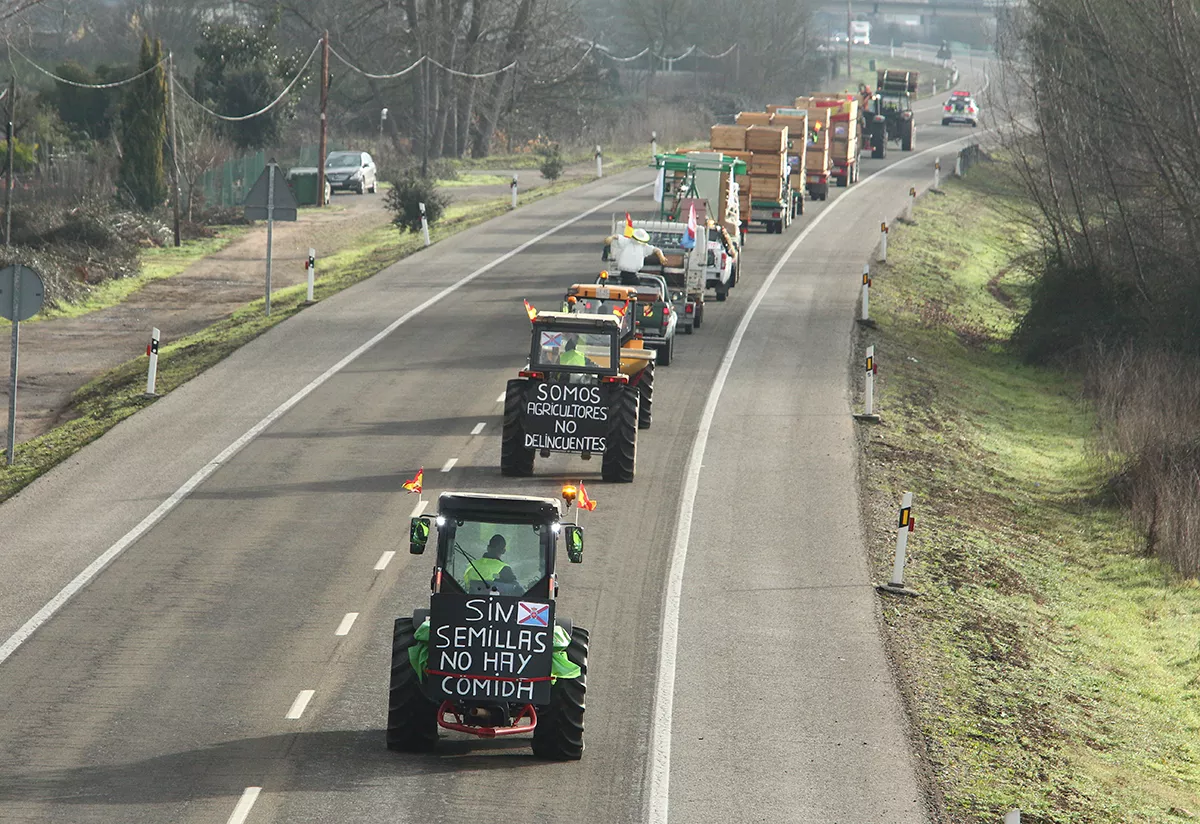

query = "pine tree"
118;37;167;211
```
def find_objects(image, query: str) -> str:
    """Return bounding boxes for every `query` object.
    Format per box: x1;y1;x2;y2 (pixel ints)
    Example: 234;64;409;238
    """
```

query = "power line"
170;39;321;122
328;46;425;80
8;40;166;88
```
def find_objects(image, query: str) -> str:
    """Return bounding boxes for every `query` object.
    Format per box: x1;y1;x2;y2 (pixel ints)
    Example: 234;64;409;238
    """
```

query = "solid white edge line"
471;421;486;435
0;178;651;668
644;131;983;824
335;612;359;636
374;550;396;571
440;458;458;473
408;500;428;519
226;786;262;824
286;689;316;719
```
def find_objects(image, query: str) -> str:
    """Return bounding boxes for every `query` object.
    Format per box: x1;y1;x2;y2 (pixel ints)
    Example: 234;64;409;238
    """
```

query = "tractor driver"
559;335;587;367
462;534;520;591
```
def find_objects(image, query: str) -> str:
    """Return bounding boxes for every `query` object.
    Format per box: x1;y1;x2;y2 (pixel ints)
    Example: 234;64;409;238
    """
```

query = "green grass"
436;172;512;187
864;163;1200;823
0;158;646;502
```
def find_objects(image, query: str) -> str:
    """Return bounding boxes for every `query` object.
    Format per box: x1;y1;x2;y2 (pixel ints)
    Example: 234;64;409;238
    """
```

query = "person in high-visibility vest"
463;535;519;590
559;336;587;366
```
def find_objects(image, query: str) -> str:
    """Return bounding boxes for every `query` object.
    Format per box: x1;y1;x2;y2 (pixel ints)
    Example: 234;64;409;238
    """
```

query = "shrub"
384;173;449;234
538;144;564;181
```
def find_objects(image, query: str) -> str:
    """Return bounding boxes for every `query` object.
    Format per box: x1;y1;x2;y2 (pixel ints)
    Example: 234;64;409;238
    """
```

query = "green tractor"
868;69;919;157
387;491;589;759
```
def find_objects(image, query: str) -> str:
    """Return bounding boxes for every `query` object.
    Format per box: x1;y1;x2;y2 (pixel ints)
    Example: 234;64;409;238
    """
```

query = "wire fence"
196;143;349;208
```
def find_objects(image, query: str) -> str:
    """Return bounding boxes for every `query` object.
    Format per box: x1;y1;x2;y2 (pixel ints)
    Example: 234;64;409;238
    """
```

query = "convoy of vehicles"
387;55;959;759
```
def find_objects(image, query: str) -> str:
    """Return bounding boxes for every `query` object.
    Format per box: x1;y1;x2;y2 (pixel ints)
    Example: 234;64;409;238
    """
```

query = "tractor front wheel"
386;617;438;752
531;626;588;761
601;387;638;482
501;380;535;476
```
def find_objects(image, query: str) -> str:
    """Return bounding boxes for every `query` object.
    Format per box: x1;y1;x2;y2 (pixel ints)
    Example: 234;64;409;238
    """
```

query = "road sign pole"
265;163;275;316
6;276;19;465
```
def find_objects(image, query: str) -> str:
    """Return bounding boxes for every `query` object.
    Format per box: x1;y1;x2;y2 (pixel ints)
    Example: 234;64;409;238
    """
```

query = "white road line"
409;499;428;518
226;787;262;824
440;458;458;472
495;392;506;403
374;551;396;571
335;612;359;636
0;178;652;668
470;422;486;435
286;689;315;720
644;132;985;824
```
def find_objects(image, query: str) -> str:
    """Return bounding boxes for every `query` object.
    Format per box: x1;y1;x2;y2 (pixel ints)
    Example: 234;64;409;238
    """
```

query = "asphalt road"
0;67;988;824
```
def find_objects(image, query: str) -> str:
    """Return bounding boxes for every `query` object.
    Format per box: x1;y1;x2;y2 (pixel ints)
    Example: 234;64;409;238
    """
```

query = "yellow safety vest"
463;556;514;586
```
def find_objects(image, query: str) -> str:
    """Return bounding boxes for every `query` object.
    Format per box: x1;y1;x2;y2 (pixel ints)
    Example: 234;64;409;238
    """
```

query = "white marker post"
955;152;963;177
511;174;518;209
934;158;941;191
877;491;920;596
304;248;316;304
419;201;431;247
933;79;938;96
854;345;880;422
856;264;875;327
879;221;889;262
595;145;603;178
906;186;916;222
145;327;160;397
651;130;658;159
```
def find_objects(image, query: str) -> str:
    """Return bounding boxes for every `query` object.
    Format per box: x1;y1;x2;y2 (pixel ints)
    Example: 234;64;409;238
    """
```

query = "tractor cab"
525;312;624;380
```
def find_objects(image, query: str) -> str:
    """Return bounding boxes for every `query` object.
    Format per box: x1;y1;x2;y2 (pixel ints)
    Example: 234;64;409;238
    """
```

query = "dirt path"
0;163;596;446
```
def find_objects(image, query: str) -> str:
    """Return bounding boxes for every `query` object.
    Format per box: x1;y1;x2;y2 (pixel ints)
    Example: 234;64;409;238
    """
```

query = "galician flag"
680;203;698;250
402;468;423;494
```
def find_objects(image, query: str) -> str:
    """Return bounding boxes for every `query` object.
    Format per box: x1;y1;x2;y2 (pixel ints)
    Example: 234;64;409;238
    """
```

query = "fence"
197;143;347;209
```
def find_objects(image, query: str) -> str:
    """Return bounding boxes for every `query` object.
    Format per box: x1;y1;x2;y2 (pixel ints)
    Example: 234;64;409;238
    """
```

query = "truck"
387;491;588;759
808;95;862;187
501;311;643;481
868;69;919;157
651;151;744;284
850;20;871;45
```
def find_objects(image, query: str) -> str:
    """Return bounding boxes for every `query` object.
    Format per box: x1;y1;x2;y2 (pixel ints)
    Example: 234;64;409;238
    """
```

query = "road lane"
0;68;987;823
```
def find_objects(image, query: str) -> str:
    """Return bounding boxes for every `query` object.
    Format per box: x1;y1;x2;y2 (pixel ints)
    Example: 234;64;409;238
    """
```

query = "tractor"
387;491;589;759
868;69;919;158
501;310;641;482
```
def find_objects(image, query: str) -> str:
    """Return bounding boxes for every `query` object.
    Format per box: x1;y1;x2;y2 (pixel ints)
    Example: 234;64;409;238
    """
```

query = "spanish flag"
578;481;597;511
613;299;629;318
524;298;537;322
403;468;423;494
623;212;634;238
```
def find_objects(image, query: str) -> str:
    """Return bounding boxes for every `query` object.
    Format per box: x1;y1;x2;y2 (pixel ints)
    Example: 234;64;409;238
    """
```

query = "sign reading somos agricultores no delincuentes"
523;382;615;454
426;594;556;704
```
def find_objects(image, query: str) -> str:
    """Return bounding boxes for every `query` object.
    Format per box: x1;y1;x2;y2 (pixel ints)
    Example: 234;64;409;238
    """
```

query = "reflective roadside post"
906;186;916;222
934;158;941;191
651;130;658;159
419;201;431;247
877;491;920;596
380;107;388;140
879;221;889;262
511;174;518;209
857;264;875;327
854;344;880;423
305;248;316;305
595;145;603;178
145;327;160;397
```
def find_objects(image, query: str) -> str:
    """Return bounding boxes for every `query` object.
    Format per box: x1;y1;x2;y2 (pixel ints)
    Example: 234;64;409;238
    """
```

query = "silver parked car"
324;150;378;194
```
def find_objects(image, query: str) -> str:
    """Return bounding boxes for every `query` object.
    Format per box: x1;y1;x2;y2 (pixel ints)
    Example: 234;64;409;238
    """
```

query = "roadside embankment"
859;162;1200;823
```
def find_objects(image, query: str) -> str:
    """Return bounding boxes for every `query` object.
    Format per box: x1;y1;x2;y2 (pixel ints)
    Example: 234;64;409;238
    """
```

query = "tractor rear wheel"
386;617;438;752
601;387;638;482
716;283;728;302
902;123;915;152
501;379;535;476
531;626;589;761
637;363;654;429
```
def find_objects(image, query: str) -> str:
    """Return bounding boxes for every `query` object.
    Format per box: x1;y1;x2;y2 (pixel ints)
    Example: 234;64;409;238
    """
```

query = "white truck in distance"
850;20;871;45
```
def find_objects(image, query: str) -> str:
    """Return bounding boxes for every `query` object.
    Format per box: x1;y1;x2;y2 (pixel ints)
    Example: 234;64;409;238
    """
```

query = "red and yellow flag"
403;468;423;494
623;212;634;238
578;481;597;511
523;298;537;322
613;299;629;318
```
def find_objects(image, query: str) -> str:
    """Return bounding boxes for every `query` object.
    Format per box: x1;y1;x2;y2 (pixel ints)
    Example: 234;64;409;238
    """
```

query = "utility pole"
167;52;181;247
5;76;14;248
420;55;429;178
847;0;853;81
318;31;329;207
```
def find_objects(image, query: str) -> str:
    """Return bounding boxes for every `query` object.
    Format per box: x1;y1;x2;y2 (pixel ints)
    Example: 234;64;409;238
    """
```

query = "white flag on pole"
653;166;665;203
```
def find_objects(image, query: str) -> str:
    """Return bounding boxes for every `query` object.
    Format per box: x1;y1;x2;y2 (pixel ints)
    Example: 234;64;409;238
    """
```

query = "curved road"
0;67;988;824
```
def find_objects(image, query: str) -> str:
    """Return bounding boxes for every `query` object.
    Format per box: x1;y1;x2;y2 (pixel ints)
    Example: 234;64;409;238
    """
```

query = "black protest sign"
427;593;555;704
522;381;614;454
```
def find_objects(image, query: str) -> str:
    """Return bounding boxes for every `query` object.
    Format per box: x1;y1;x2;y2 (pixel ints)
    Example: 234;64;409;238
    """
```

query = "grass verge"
0;159;645;502
863;163;1200;823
